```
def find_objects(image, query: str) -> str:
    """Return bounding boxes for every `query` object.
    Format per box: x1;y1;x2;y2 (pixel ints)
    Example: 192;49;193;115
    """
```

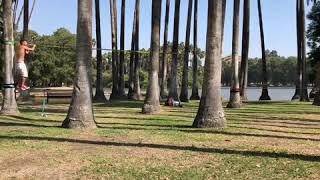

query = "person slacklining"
15;40;36;91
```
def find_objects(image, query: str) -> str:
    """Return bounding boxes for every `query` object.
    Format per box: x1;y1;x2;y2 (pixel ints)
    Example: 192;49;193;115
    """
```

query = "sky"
18;0;312;58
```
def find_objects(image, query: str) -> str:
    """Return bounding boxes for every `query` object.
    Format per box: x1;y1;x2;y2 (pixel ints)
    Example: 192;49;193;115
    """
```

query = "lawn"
0;100;319;179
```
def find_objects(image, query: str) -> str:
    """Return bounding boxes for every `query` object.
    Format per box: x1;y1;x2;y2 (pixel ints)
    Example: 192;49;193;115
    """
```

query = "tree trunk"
118;0;126;97
292;0;302;100
227;0;242;108
168;0;181;101
22;0;29;40
190;0;200;100
258;0;271;101
93;0;107;102
109;0;120;100
142;0;161;114
160;0;171;99
1;0;19;115
62;0;96;129
239;0;250;101
299;0;309;101
221;0;226;54
180;0;193;102
132;0;143;100
128;0;138;99
193;0;226;128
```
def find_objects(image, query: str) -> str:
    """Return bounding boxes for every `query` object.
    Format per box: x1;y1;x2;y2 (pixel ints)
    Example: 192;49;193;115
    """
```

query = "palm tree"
142;0;161;114
299;0;309;101
190;0;200;100
193;0;226;128
1;0;19;115
109;0;119;100
180;0;193;102
258;0;271;101
93;0;107;102
239;0;250;101
118;0;126;97
62;0;96;129
160;0;170;99
221;0;226;53
132;0;142;100
168;0;181;101
227;0;242;108
22;0;29;40
128;0;138;99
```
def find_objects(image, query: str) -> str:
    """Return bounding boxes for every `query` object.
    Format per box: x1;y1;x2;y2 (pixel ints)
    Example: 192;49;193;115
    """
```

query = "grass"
0;100;320;179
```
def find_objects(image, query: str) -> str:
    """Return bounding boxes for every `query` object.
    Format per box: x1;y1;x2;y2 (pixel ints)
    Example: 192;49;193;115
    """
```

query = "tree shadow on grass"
95;101;144;109
0;135;319;162
96;116;192;122
232;114;320;124
0;121;59;128
96;126;320;142
230;121;320;130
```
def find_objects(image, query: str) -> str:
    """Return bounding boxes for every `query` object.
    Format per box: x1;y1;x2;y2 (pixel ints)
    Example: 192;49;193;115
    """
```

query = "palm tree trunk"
190;0;200;100
221;0;226;54
227;0;242;108
193;0;226;128
168;0;181;101
292;0;302;100
109;0;119;100
239;0;250;101
62;0;96;129
299;0;309;101
258;0;271;101
22;0;29;40
132;0;142;100
1;0;19;115
180;0;193;102
128;0;138;99
93;0;107;102
118;0;126;97
142;0;161;114
160;0;171;99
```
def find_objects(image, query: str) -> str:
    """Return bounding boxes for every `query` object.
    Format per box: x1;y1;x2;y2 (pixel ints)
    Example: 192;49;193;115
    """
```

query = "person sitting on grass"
15;39;36;91
165;97;183;107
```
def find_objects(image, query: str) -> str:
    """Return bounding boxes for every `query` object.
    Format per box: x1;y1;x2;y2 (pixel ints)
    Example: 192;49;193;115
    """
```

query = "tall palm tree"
93;0;107;102
142;0;161;114
109;0;119;100
128;0;138;99
62;0;96;129
132;0;142;100
160;0;170;99
1;0;19;115
221;0;226;53
193;0;226;128
258;0;271;101
240;0;250;101
190;0;200;100
180;0;193;102
299;0;309;101
227;0;242;108
22;0;29;40
168;0;181;101
118;0;126;97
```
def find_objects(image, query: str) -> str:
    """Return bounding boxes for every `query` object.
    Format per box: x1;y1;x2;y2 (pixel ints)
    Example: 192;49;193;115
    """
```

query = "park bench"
46;88;73;103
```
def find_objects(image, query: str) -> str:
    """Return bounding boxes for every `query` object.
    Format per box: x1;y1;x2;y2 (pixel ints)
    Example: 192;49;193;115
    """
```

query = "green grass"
0;100;319;179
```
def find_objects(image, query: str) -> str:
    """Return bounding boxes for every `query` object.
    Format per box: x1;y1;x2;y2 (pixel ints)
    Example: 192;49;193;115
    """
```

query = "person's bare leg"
21;77;27;90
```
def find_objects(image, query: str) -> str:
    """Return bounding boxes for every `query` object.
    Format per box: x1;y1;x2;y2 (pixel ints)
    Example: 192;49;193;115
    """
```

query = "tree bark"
180;0;193;102
239;0;250;101
168;0;181;101
299;0;309;101
62;0;96;129
109;0;120;100
193;0;226;128
132;0;143;100
190;0;200;100
93;0;107;102
160;0;171;99
258;0;271;101
227;0;242;108
1;0;19;115
118;0;126;97
142;0;161;114
22;0;29;40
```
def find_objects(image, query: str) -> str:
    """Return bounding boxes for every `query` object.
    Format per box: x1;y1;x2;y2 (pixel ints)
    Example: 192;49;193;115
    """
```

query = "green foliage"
307;1;320;82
